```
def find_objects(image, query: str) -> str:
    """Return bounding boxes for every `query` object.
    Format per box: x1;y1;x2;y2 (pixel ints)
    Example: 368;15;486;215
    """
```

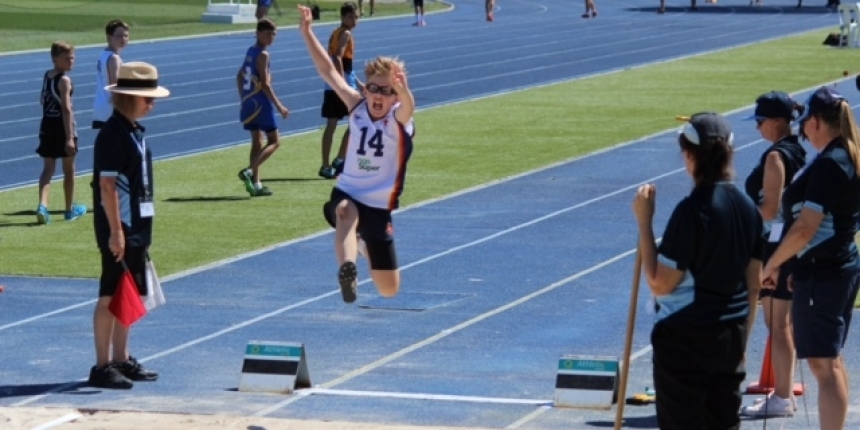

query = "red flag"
109;269;147;327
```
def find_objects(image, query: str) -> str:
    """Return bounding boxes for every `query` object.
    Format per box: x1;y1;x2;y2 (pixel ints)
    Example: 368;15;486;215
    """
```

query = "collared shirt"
92;109;154;249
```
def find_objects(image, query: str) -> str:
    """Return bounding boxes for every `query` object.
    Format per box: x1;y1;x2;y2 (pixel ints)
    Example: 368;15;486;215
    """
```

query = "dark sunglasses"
366;83;396;96
143;97;155;104
755;118;765;126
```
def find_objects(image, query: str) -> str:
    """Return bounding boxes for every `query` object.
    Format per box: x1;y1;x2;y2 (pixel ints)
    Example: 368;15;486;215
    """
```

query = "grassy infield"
1;2;858;302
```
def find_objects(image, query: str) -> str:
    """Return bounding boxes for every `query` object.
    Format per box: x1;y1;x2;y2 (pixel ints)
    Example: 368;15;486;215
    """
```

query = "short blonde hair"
111;93;138;117
364;56;406;81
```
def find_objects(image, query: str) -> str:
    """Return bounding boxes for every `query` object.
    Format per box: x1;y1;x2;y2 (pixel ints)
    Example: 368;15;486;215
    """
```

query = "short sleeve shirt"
92;110;154;249
656;182;764;323
780;137;860;276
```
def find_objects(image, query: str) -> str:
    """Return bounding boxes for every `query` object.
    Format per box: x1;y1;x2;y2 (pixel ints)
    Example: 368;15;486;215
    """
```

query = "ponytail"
837;101;860;174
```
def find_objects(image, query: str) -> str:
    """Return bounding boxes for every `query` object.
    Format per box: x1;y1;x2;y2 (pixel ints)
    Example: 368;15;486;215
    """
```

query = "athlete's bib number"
242;66;252;91
356;127;384;157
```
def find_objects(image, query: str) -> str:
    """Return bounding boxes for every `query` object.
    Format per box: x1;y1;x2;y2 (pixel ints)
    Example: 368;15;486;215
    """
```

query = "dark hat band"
116;78;158;89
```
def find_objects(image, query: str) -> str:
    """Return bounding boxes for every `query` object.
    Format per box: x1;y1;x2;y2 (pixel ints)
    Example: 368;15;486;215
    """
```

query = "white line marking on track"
299;388;553;405
29;413;83;430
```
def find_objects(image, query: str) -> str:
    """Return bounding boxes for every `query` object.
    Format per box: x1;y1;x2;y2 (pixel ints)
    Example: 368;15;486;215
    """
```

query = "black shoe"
331;158;345;176
115;356;159;381
88;365;133;389
338;261;358;303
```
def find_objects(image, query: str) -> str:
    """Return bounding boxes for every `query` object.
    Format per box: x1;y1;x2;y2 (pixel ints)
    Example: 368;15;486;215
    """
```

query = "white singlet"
93;50;119;122
336;100;415;210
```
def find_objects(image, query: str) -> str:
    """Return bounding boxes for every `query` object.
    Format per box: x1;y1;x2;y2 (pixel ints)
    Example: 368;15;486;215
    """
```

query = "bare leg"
336;129;349;160
38;157;56;208
808;356;849;430
370;269;400;297
249;130;281;183
763;298;796;400
62;155;76;212
248;130;263;182
93;297;115;367
111;322;130;363
321;118;338;168
334;200;359;265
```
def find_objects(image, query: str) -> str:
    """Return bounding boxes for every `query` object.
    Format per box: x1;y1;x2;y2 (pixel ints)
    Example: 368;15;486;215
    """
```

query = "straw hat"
105;61;170;98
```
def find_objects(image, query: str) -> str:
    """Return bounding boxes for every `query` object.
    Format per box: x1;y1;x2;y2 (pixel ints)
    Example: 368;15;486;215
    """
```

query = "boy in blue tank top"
236;18;290;197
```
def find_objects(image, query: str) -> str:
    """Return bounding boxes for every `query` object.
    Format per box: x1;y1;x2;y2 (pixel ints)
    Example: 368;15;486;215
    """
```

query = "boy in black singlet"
36;41;86;224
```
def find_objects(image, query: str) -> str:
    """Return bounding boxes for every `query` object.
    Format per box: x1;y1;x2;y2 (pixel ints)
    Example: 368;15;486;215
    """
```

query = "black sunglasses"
143;97;155;104
755;118;765;126
365;83;396;96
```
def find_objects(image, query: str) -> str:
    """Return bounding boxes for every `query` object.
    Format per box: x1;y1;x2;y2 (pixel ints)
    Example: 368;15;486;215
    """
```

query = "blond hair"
50;41;73;58
364;56;406;81
111;93;138;118
836;101;860;173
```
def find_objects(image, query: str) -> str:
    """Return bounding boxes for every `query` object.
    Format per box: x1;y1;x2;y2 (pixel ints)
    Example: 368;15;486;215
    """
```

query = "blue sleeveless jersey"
239;45;277;131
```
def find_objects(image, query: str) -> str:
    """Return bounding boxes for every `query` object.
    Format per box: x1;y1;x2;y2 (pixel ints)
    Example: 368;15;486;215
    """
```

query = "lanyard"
130;130;150;196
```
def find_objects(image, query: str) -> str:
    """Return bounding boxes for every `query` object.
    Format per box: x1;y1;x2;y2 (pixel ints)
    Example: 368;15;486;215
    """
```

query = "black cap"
744;91;795;121
680;112;734;146
796;86;845;124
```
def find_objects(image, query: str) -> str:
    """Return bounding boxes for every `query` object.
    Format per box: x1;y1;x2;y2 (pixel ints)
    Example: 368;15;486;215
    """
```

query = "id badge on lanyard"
131;131;154;218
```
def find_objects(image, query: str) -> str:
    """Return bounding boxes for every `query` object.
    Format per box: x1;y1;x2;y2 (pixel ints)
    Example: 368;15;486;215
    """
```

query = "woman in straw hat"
89;62;169;389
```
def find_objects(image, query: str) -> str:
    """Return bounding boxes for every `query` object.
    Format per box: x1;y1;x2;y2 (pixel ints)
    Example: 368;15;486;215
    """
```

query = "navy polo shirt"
92;110;154;250
780;137;860;278
744;135;806;209
656;182;765;323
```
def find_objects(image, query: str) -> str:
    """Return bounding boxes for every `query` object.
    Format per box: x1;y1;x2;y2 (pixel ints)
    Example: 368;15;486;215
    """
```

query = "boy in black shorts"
36;41;86;224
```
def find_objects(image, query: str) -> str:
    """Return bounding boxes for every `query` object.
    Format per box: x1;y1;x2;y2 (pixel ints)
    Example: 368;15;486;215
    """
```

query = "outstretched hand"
297;5;313;32
390;64;409;95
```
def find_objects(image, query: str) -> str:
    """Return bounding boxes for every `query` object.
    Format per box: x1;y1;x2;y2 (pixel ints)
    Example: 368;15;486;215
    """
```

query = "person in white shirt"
298;4;416;304
92;20;129;129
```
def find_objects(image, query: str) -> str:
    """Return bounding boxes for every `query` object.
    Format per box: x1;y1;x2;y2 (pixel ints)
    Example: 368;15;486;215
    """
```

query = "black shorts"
321;90;348;120
323;187;398;270
761;244;793;300
36;131;77;159
99;247;148;297
792;269;860;358
414;0;425;7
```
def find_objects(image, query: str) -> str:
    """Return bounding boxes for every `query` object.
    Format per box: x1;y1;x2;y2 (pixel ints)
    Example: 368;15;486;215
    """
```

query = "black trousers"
651;318;747;430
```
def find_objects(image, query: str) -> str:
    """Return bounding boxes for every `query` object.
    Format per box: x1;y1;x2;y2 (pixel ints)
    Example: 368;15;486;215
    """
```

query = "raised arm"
297;5;362;109
390;66;414;126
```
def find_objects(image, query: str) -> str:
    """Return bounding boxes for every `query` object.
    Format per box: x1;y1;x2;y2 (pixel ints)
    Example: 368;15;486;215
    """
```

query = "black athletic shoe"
115;356;159;381
88;365;133;389
338;261;358;303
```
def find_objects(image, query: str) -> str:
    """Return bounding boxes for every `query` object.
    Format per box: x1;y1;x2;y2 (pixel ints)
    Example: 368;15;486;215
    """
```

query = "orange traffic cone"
746;335;804;395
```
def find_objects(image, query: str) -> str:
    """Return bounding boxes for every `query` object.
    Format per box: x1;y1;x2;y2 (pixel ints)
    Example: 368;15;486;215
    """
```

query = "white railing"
207;0;255;5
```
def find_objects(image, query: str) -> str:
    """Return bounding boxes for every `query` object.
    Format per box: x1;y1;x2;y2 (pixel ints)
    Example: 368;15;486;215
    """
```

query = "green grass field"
2;29;859;282
0;0;445;52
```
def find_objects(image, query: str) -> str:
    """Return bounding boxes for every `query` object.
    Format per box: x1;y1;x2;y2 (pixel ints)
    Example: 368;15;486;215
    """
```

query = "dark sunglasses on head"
366;83;396;96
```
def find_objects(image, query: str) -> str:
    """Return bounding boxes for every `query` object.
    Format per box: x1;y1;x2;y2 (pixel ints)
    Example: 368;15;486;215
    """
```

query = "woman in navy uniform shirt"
740;91;806;417
763;87;860;430
633;113;764;430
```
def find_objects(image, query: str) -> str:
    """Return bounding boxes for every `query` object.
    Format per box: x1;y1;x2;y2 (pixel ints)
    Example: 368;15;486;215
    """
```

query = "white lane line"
299;388;553;405
29;413;83;430
506;405;552;429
